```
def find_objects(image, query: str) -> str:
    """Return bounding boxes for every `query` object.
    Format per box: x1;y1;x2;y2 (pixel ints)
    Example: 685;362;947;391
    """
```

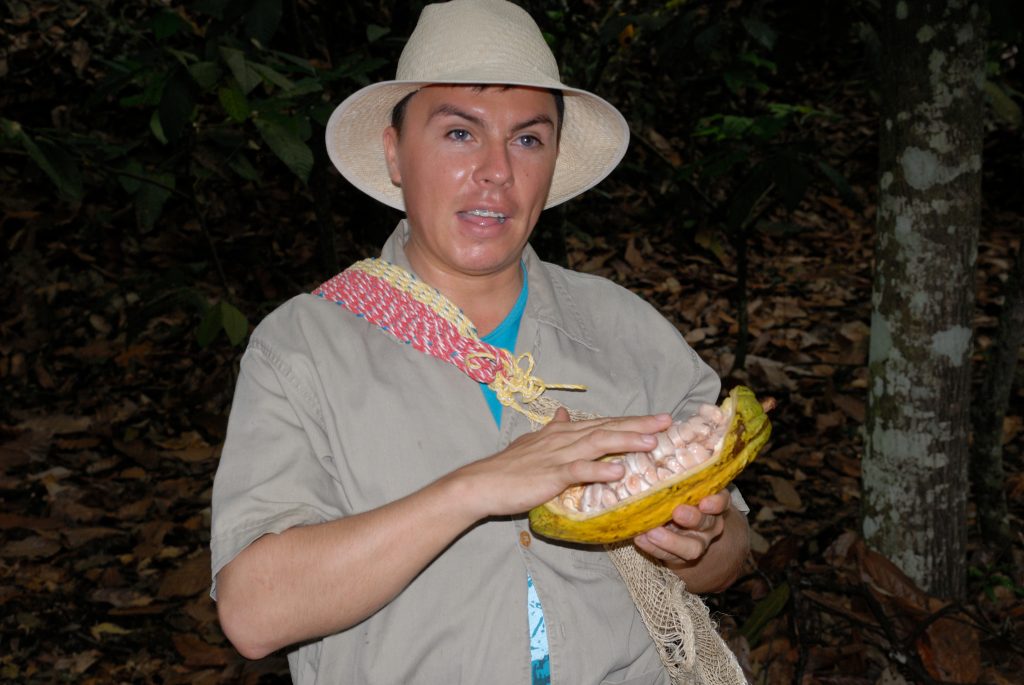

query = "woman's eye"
517;135;542;148
447;129;471;142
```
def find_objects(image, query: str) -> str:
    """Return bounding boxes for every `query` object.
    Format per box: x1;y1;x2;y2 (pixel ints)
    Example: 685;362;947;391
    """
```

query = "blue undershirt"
478;267;550;685
479;269;529;423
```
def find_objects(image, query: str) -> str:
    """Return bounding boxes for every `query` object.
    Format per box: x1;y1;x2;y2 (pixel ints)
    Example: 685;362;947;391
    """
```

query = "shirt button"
519;530;532;548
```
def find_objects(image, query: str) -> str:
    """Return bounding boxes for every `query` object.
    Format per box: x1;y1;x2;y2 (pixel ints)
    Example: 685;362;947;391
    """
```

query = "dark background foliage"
1;0;1022;682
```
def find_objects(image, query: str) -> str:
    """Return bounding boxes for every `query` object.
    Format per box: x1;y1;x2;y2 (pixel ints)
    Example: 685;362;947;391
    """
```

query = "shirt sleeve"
209;337;343;599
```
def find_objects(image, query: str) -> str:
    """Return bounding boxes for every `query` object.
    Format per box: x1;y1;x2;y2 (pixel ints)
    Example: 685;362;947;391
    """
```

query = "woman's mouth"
459;209;508;225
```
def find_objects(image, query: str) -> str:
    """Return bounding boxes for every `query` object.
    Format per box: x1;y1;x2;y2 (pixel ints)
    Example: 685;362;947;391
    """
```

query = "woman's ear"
382;126;402;187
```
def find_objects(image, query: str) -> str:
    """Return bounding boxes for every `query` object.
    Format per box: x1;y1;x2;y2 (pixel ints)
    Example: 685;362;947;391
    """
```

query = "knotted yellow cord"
465;350;587;425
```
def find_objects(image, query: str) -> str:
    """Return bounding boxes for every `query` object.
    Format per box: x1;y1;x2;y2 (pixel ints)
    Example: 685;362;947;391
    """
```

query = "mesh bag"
567;408;747;685
605;542;747;684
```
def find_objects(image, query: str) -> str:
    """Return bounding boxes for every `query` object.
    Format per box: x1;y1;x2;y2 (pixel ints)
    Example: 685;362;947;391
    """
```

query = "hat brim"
325;78;630;211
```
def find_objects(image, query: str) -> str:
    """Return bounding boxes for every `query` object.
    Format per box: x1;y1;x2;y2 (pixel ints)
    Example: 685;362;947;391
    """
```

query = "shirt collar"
379;219;596;351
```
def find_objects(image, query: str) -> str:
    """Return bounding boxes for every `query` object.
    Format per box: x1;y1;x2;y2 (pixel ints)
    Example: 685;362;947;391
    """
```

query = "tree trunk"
863;0;987;599
971;237;1023;547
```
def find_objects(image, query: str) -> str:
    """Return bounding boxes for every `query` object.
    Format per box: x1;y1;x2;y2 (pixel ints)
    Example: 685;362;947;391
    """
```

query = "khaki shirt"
211;221;723;684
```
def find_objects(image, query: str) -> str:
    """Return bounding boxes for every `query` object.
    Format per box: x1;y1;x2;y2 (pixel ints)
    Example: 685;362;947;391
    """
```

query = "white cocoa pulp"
560;400;733;514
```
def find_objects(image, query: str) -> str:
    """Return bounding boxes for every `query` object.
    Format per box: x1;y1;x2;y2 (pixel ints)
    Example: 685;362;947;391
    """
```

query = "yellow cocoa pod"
528;386;772;544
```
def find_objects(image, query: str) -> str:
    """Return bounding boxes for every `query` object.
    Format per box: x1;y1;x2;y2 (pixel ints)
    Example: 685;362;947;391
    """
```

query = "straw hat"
325;0;630;211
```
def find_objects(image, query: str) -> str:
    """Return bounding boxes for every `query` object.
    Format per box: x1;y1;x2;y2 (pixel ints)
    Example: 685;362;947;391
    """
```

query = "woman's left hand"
633;489;748;593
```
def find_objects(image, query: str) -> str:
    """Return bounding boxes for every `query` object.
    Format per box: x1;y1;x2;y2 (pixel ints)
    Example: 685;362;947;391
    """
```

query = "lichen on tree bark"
864;0;986;599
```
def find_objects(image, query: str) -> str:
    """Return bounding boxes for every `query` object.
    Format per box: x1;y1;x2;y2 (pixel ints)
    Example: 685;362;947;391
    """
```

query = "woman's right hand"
449;408;674;519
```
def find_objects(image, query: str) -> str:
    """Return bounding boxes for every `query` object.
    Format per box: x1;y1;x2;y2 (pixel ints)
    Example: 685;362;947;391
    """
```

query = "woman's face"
382;85;559;282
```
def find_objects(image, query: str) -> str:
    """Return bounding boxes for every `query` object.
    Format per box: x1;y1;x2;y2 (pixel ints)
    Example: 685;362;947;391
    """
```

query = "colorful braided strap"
313;258;585;424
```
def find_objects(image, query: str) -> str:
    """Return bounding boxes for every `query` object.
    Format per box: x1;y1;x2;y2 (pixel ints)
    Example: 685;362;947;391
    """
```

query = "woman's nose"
472;141;513;186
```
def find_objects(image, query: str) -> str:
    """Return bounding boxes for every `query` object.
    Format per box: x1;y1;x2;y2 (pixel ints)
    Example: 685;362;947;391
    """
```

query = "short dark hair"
390;86;565;140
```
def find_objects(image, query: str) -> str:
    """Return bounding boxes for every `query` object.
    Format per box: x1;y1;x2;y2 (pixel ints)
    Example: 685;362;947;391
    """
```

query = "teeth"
466;209;507;224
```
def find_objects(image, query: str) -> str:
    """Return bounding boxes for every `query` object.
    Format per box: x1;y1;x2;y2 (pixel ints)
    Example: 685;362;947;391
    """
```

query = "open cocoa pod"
528;385;773;544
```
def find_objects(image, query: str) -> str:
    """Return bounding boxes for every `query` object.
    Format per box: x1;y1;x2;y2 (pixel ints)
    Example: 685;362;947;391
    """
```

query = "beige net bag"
604;542;747;685
557;405;747;685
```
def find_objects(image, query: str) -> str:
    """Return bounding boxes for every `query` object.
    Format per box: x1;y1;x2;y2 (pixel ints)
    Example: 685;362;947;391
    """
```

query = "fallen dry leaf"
89;621;132;640
173;633;232;667
916;614;980;683
158;551;211;599
53;649;100;676
833;393;866;422
765;475;803;510
1;535;61;559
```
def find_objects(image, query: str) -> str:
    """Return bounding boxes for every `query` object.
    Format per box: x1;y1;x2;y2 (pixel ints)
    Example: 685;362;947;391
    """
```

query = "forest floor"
2;33;1024;685
3;159;1023;684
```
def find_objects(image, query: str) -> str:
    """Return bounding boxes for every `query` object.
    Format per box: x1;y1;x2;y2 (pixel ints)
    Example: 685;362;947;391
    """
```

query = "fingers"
633;495;730;563
532;412;673;467
555;412;673;436
550;406;571;424
467;411;675;517
565;456;624;484
634;526;709;562
696;490;731;515
671;506;718;531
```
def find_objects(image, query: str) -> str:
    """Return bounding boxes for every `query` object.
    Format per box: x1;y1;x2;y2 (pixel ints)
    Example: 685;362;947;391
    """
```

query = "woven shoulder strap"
312;258;584;424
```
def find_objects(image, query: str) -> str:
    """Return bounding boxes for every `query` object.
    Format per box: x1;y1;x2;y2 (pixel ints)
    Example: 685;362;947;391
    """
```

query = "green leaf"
366;24;390;43
249;61;295;91
262;48;318;76
309;102;335;127
323;54;387;82
984;80;1022;128
726;163;774;231
749;115;788;141
695;114;755;141
166;48;200;68
158;70;195;142
739;51;777;73
741;16;777;51
220;47;261;94
723;68;769;96
151;10;188;41
197;303;222;348
188;61;222;91
134;171;175;232
693;24;721;57
197;301;250;347
220;301;249;345
739;582;790;647
34;138;84;202
695;149;748;180
275;78;324;99
226;153;260;181
244;0;283;45
218;86;250;123
254;116;313;183
194;0;228;20
256;109;311;139
117;160;143;194
2;121;83;201
694;227;730;267
149;110;168;144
